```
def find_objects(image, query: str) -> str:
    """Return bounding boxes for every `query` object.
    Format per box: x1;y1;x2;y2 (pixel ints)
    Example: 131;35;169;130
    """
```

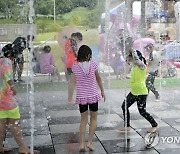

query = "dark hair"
27;35;35;41
12;36;26;54
76;32;83;41
136;50;146;65
77;45;92;62
144;43;154;50
44;45;51;53
2;44;15;58
71;33;77;38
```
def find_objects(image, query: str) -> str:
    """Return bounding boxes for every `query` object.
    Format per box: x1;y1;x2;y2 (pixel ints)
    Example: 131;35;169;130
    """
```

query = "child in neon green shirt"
118;38;158;133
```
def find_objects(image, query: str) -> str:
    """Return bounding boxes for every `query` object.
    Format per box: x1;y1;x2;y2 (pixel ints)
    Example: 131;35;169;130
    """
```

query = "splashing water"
174;2;180;41
102;0;112;127
26;0;35;154
100;121;118;128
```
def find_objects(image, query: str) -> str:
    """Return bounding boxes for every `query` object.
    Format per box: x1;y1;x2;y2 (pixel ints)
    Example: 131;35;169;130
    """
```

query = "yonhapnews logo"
145;132;159;148
145;133;180;148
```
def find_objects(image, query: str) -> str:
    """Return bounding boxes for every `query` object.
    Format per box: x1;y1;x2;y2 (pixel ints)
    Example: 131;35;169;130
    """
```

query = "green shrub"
36;19;48;33
50;23;62;32
36;19;62;33
0;19;17;24
86;8;101;28
62;7;90;27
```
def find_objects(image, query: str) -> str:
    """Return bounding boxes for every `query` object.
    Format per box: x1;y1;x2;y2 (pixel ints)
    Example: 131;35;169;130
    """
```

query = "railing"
165;42;180;59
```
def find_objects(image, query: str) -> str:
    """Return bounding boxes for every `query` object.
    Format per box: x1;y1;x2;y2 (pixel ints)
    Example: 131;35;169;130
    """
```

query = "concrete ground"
3;69;180;154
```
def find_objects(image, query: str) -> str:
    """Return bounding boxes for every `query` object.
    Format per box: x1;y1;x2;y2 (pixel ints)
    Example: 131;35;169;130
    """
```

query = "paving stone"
49;123;89;134
4;135;53;148
52;132;98;145
101;138;147;153
6;146;54;154
112;150;159;154
54;141;106;154
5;87;180;153
163;118;180;127
95;129;141;141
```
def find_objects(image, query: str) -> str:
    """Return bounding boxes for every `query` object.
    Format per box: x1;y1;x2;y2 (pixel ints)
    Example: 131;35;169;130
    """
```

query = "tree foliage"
56;0;74;14
72;0;97;10
0;0;22;19
34;0;53;15
0;0;105;30
0;0;98;18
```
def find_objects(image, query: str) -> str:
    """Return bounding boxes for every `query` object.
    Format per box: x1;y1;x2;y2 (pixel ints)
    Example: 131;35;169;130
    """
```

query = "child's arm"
95;70;105;102
71;39;78;56
7;80;16;95
132;50;146;70
68;73;76;104
50;54;55;66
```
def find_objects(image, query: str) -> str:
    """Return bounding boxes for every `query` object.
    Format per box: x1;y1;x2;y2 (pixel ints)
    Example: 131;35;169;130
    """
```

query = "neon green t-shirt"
130;65;148;95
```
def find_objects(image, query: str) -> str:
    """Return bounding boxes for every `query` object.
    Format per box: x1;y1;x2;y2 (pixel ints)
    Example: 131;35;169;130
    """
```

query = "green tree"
72;0;97;10
0;0;100;18
0;0;22;19
56;0;74;14
34;0;53;15
87;8;101;28
86;0;105;28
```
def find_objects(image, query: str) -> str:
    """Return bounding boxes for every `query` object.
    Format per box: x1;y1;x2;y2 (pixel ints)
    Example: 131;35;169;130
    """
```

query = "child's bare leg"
0;119;11;152
9;119;30;153
79;111;88;151
87;111;97;151
12;64;17;80
55;68;61;81
120;73;123;79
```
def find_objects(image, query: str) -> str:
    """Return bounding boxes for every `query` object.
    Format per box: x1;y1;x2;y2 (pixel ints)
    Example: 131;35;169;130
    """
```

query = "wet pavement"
3;74;180;154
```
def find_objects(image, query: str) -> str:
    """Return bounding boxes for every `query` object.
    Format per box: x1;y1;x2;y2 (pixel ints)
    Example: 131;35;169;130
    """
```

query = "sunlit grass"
15;77;180;93
35;32;57;43
105;77;180;89
155;77;180;87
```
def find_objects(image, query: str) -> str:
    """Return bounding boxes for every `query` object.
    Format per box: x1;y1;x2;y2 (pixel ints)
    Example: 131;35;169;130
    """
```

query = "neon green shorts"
0;107;20;119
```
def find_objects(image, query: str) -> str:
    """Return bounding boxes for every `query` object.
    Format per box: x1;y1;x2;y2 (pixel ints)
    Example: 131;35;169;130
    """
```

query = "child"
65;32;83;76
113;52;125;79
0;44;38;153
68;45;105;152
145;43;160;101
40;45;61;81
118;38;158;133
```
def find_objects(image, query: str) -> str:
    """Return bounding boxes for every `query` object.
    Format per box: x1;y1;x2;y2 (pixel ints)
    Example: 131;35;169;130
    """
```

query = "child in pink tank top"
68;45;105;152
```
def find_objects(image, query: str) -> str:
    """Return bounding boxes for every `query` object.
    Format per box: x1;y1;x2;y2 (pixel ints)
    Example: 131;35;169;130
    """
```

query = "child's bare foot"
117;127;131;132
147;127;158;133
79;148;85;152
18;146;39;154
86;144;94;151
0;147;12;152
79;144;85;152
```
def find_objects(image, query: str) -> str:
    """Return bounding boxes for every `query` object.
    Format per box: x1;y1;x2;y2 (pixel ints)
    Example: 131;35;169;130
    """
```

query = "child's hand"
11;86;16;95
101;90;106;102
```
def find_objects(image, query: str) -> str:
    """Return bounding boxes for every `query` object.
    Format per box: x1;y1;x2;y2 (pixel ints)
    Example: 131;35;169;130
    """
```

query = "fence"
165;43;180;59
